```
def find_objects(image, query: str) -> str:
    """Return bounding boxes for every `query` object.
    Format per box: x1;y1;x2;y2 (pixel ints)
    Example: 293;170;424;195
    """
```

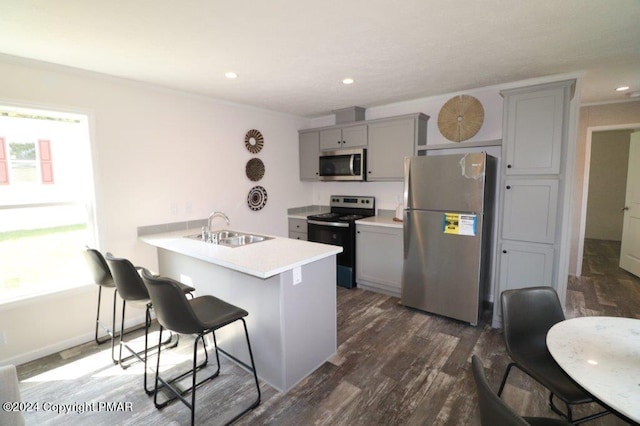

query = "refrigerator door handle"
403;157;411;209
403;210;410;259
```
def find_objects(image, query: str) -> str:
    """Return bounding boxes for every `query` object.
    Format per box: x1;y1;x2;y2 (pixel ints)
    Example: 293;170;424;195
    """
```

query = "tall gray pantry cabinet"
492;79;576;327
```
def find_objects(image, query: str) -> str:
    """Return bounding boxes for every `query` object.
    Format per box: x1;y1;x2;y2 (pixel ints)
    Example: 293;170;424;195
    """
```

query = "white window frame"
0;102;98;304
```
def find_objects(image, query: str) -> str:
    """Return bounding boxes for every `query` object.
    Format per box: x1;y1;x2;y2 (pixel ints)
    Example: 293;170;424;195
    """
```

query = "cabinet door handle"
621;206;629;211
503;250;507;254
507;164;512;168
506;185;511;189
337;141;341;144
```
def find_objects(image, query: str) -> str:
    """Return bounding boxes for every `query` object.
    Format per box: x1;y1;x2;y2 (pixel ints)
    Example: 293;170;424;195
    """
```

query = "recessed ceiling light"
616;86;630;91
342;78;354;85
225;72;238;79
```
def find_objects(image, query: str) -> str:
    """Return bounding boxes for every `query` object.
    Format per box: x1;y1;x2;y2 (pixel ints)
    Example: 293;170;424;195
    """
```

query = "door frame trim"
577;123;640;275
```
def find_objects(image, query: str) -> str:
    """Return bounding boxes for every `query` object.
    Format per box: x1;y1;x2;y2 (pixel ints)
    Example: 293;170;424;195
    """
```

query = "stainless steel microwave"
319;148;366;181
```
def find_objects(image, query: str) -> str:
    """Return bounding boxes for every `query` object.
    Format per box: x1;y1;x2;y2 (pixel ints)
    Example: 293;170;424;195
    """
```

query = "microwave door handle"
349;154;355;176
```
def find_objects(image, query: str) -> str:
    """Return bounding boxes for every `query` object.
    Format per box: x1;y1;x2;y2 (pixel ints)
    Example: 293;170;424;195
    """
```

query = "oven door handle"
308;220;350;228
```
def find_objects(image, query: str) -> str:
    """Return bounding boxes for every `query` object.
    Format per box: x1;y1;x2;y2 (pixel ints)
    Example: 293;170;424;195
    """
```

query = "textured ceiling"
0;1;638;117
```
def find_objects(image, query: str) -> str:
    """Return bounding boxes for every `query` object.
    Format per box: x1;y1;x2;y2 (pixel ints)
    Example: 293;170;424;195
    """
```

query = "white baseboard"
1;315;146;367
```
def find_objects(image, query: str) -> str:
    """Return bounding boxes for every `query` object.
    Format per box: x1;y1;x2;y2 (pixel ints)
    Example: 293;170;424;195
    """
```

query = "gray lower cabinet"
498;242;555;290
299;131;319;180
288;218;307;240
356;224;403;296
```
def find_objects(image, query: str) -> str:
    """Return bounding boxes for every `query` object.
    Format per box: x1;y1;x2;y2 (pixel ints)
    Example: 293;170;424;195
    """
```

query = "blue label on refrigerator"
443;213;477;236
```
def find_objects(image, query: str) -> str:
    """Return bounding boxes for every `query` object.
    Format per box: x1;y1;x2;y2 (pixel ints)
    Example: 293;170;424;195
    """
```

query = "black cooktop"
307;195;375;223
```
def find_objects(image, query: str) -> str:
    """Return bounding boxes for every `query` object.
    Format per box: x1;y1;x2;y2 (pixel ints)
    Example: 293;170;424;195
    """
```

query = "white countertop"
547;316;640;422
140;229;342;279
356;216;403;229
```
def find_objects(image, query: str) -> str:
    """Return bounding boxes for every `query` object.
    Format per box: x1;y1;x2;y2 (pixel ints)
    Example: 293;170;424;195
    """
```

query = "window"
0;105;96;302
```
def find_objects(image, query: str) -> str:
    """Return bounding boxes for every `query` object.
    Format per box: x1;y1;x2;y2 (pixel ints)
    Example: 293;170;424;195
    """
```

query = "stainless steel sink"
184;230;272;247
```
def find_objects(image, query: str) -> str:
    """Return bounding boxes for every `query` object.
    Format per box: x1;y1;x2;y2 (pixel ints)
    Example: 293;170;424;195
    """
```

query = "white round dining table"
546;316;640;423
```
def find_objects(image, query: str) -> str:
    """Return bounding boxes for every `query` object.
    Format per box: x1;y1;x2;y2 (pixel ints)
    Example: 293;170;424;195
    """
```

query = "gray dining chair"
498;286;608;423
472;355;572;426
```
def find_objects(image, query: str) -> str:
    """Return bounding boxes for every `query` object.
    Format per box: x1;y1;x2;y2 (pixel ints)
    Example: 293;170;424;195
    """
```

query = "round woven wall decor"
245;158;265;181
247;186;267;211
437;95;484;142
244;129;264;154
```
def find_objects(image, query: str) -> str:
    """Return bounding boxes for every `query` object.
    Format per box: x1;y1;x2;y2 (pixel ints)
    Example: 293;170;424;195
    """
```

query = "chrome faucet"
205;211;230;243
208;211;230;229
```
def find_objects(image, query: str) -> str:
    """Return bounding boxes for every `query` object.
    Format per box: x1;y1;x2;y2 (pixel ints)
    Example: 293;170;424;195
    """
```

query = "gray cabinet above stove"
298;112;429;182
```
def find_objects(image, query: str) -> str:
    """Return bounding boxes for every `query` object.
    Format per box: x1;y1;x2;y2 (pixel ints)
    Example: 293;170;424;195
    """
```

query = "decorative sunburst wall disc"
244;129;264;153
437;95;484;142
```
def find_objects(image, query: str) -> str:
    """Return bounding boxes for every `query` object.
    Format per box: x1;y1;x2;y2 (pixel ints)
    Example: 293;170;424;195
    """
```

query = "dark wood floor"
17;239;639;425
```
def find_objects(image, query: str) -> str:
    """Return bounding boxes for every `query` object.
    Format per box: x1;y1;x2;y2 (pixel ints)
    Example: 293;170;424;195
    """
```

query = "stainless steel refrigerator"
401;152;496;325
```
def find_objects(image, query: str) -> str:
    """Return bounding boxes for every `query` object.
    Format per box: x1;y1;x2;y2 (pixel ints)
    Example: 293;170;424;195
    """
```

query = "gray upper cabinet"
299;130;319;180
319;124;367;150
367;117;416;181
299;112;428;182
503;86;565;175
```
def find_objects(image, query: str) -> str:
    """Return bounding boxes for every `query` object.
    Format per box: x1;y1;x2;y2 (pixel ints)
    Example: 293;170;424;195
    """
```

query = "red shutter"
39;139;54;184
0;137;8;184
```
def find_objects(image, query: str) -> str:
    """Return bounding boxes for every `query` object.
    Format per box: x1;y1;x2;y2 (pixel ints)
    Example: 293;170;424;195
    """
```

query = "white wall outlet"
293;267;302;285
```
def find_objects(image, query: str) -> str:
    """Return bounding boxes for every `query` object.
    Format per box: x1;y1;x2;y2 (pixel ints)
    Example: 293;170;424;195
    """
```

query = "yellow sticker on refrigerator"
443;213;477;236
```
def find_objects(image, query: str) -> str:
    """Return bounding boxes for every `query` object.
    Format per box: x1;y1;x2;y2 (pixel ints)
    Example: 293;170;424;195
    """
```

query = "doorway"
579;125;639;276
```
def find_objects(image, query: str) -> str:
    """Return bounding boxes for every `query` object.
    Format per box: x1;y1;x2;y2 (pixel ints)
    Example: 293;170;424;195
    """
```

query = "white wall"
0;55;312;365
585;130;632;240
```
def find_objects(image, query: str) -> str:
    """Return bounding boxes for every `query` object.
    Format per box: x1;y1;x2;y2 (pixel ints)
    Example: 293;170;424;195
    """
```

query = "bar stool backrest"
83;247;114;287
140;269;202;335
104;253;149;301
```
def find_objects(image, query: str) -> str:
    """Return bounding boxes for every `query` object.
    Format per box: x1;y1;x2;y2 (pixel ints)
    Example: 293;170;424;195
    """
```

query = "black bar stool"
140;268;260;426
105;252;194;394
83;247;118;362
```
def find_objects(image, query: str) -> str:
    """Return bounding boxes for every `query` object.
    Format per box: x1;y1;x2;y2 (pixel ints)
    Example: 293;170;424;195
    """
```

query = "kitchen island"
139;229;342;393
